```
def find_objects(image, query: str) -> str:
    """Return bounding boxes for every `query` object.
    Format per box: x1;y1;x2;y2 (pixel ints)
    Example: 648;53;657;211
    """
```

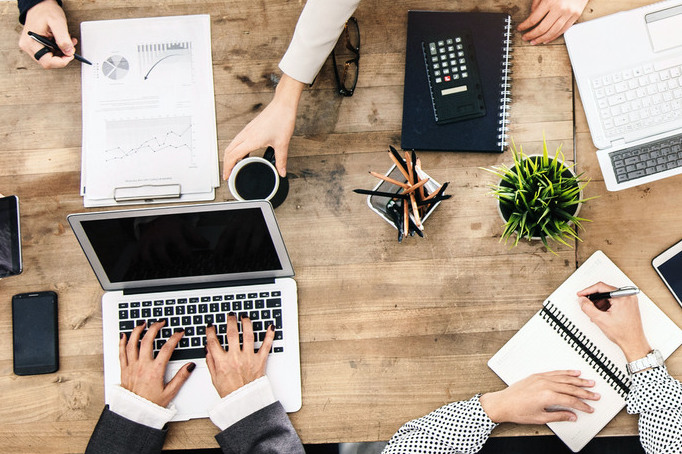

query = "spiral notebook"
488;250;682;452
401;11;512;152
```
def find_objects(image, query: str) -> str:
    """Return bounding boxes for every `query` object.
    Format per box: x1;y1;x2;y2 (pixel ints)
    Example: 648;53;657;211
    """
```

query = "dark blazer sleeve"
215;402;305;454
85;406;167;454
17;0;63;24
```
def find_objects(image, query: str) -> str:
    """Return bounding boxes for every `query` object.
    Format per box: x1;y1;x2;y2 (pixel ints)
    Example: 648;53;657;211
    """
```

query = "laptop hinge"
122;278;277;296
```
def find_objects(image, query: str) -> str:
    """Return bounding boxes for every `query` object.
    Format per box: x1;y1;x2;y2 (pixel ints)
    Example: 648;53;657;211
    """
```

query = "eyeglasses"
331;17;360;97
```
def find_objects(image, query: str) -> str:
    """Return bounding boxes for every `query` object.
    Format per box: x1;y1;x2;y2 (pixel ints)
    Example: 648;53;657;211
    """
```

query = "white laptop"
68;201;301;420
565;0;682;191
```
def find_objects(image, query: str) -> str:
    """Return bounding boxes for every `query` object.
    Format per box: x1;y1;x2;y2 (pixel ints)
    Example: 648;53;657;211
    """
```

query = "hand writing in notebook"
479;370;600;424
578;282;653;362
517;0;589;45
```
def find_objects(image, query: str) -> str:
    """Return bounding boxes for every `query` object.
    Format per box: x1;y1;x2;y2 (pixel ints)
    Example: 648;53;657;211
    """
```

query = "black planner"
401;10;512;152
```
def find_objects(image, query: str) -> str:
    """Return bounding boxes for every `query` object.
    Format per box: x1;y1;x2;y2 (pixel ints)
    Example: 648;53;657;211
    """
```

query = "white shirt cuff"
208;376;276;431
108;385;177;430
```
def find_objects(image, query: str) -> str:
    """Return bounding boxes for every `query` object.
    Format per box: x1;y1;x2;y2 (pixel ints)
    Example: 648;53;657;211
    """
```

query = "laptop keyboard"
610;133;682;183
591;60;682;139
117;290;285;361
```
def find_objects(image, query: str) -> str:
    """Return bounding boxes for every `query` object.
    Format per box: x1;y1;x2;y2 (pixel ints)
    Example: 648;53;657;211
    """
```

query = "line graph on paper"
138;41;192;82
104;116;197;167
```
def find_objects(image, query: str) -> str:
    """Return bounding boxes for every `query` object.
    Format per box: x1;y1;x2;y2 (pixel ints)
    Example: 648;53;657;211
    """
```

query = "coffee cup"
227;147;289;208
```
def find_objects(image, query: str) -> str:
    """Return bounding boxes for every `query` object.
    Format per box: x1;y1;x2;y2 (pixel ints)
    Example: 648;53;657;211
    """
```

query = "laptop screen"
68;201;294;291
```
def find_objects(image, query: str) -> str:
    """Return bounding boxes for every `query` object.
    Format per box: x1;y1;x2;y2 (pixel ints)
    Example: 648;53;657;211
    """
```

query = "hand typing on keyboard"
206;314;276;398
120;321;195;408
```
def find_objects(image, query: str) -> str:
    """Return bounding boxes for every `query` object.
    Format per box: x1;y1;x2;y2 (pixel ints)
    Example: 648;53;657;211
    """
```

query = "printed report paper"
80;15;219;207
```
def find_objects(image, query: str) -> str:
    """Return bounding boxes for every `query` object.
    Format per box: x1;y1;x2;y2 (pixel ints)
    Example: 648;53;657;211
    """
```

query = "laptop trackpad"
165;360;220;421
647;4;682;52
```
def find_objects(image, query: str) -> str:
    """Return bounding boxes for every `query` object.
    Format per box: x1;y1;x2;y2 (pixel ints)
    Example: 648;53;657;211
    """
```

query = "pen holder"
366;164;443;234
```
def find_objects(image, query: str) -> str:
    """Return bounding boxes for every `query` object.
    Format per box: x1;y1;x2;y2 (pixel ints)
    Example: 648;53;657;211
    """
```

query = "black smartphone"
0;195;22;278
12;291;59;375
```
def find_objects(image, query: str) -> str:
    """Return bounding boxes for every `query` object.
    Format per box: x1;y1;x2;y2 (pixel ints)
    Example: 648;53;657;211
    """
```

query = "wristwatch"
626;349;664;374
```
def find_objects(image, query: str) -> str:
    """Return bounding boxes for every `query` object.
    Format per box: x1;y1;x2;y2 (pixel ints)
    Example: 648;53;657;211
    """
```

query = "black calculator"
422;33;485;124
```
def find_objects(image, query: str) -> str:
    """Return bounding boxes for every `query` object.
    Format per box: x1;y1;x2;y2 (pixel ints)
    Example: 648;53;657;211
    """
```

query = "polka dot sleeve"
382;394;498;454
626;365;682;454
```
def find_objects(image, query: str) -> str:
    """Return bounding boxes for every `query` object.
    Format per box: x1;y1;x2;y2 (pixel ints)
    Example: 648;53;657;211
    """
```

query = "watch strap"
626;349;664;374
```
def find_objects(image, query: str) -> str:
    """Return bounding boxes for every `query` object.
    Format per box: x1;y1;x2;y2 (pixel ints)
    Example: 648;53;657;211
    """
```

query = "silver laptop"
68;201;301;420
565;0;682;191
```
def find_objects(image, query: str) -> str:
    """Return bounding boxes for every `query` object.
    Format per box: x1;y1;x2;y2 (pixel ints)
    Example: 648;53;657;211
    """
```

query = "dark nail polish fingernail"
187;362;196;373
207;322;213;328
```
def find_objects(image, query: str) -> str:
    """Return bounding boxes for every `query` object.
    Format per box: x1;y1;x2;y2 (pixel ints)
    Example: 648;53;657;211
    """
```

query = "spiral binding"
541;301;631;399
496;15;513;150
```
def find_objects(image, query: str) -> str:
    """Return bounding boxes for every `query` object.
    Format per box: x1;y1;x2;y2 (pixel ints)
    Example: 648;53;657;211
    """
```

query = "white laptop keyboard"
117;289;285;360
592;59;682;139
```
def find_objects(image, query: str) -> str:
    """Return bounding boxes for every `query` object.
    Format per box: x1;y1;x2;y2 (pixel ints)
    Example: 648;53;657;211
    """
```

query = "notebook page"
488;307;627;452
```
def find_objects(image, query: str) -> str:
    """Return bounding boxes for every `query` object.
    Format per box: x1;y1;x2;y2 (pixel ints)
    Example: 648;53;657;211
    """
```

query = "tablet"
0;195;22;278
653;238;682;308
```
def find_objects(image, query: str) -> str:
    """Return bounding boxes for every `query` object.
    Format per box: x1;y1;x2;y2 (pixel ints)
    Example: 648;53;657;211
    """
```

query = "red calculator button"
444;76;451;82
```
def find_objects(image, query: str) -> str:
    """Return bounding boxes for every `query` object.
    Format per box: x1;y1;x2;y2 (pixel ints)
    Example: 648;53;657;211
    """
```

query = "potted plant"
484;138;593;253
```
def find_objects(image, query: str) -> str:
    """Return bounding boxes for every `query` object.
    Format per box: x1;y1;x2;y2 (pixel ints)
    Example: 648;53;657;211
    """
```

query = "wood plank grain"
6;0;670;450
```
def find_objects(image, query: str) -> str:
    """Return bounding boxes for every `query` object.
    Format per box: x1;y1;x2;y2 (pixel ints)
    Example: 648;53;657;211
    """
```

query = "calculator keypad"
428;38;469;84
422;32;485;124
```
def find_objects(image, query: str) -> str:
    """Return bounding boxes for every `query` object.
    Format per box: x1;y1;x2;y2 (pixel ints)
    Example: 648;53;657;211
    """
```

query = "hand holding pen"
28;32;91;65
18;0;80;69
577;282;652;362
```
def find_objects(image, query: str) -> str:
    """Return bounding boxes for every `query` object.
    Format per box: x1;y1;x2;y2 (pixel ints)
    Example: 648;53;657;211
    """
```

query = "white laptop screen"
68;201;294;291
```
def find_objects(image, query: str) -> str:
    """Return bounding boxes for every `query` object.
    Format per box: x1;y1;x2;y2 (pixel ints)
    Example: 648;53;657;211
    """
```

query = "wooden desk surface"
1;0;681;451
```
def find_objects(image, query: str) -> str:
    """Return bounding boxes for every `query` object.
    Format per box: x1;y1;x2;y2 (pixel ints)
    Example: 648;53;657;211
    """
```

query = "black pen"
587;286;640;302
587;286;640;311
353;189;409;199
28;31;92;65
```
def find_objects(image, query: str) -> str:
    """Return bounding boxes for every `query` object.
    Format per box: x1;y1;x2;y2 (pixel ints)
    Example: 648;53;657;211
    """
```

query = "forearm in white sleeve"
279;0;361;84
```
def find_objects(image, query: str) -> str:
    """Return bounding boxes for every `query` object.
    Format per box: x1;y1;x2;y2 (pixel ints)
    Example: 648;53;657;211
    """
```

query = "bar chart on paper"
138;41;193;81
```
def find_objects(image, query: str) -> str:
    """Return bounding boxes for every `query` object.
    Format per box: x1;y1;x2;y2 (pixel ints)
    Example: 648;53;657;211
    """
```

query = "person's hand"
578;282;652;362
205;315;275;398
18;0;77;69
120;321;195;407
479;370;600;424
517;0;589;45
222;74;305;180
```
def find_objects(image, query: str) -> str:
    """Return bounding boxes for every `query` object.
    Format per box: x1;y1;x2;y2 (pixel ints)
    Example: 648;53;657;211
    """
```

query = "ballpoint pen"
352;189;409;199
587;286;640;311
28;31;92;65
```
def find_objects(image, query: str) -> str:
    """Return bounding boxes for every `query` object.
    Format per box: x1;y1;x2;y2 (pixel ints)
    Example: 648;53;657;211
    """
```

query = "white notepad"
488;250;682;452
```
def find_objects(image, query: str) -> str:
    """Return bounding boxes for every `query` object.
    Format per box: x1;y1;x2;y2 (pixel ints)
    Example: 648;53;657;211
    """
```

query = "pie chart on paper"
102;55;129;80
